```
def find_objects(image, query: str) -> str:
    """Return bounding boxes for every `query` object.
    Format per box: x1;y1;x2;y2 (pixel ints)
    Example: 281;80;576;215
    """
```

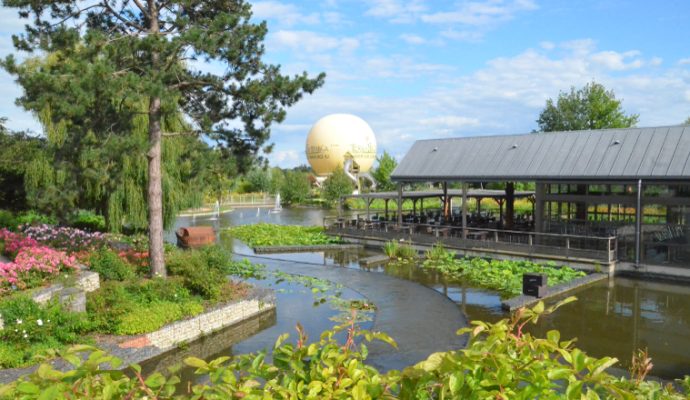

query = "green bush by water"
383;240;417;260
2;298;689;399
226;223;341;247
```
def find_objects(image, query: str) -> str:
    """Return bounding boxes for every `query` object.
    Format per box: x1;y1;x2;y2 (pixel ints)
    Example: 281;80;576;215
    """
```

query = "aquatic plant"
423;256;586;297
226;223;342;247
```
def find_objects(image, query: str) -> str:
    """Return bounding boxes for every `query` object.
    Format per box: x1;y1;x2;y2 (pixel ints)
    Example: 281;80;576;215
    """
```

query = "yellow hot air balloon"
306;114;377;177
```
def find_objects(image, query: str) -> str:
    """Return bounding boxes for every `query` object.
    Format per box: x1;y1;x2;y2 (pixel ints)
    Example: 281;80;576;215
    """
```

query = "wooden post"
397;183;403;226
476;197;482;215
505;182;515;230
366;197;371;220
635;179;643;266
413;199;417;217
535;183;545;233
442;181;449;220
462;182;468;239
384;199;389;220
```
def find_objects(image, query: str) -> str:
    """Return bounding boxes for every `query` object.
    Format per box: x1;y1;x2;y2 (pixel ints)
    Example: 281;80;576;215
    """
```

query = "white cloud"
590;50;644;71
400;33;426;44
421;0;536;26
364;0;427;23
677;58;690;65
271;30;360;54
252;1;319;26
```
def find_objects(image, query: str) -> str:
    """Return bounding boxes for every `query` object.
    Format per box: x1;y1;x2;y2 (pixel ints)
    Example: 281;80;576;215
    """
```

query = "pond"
167;207;690;380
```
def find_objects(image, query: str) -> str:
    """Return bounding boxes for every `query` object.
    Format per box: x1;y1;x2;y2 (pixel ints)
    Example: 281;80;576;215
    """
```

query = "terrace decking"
326;218;617;269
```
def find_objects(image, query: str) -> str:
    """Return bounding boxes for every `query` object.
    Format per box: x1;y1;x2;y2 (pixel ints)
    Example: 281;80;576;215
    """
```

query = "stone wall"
145;287;276;350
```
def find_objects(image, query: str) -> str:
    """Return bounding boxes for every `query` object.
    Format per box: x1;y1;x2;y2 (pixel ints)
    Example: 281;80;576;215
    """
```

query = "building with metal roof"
328;126;690;279
391;126;690;182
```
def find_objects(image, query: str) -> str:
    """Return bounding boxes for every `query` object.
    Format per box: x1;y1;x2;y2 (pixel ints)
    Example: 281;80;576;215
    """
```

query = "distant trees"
280;171;311;205
536;82;639;132
322;167;355;208
683;117;690;126
371;151;398;191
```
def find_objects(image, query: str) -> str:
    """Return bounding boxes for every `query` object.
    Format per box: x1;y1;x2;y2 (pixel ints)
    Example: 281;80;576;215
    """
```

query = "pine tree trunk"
148;96;166;277
147;0;166;277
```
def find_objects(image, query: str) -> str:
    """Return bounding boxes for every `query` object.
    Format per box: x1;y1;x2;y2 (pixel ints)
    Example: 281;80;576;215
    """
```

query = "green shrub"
86;278;203;335
0;296;92;368
383;240;399;258
15;210;57;226
3;299;689;399
396;241;417;259
166;248;226;300
88;248;136;281
69;210;106;232
0;210;17;230
114;301;203;335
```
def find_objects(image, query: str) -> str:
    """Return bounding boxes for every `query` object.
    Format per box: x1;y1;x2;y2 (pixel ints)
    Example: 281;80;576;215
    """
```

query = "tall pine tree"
3;0;325;277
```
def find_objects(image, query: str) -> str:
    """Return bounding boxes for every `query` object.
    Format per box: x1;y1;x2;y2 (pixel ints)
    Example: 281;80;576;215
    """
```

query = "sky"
1;0;690;168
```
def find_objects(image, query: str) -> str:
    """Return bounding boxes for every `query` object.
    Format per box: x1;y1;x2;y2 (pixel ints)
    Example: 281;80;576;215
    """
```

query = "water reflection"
172;207;690;380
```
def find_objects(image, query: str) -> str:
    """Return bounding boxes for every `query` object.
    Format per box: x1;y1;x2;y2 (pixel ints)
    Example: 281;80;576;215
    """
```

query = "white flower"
47;319;51;323
36;319;43;326
16;319;22;324
23;333;28;338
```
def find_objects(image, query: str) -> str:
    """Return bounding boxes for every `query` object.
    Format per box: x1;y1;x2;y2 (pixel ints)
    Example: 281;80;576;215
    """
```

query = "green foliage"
4;300;689;399
383;240;417;260
280;170;311;205
423;256;586;297
68;210;106;232
244;168;272;193
0;296;92;368
15;211;57;227
87;248;136;281
397;297;688;399
165;250;227;301
0;210;16;230
537;81;639;132
86;278;203;335
224;258;267;279
383;240;399;258
227;223;341;247
322;166;355;205
424;242;456;264
0;128;45;211
371;151;398;191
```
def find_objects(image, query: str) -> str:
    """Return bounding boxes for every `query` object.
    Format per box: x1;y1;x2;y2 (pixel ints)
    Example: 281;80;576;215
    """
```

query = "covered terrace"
327;126;690;271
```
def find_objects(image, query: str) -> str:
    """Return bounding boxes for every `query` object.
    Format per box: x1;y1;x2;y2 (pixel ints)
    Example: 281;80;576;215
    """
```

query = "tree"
536;81;639;132
3;0;325;277
683;117;690;126
322;167;354;213
0;119;45;211
280;170;310;205
371;151;398;191
245;168;271;193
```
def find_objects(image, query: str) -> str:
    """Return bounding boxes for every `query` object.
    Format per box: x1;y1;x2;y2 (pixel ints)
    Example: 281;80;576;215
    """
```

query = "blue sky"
1;0;690;168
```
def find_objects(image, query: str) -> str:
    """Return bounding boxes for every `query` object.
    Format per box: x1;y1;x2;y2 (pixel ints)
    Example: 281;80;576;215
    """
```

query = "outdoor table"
467;230;490;240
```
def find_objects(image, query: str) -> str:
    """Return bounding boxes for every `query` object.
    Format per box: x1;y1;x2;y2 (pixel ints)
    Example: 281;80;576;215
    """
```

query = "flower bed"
0;229;78;295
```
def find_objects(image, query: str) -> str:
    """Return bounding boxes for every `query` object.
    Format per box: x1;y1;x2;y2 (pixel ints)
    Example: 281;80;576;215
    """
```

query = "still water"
167;207;690;380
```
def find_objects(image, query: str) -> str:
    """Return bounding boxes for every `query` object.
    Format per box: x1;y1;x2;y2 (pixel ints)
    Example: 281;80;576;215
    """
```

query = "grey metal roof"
391;126;690;182
346;189;534;200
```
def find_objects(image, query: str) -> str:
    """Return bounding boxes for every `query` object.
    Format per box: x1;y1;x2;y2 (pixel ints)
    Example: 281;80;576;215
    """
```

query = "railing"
324;215;617;264
221;193;276;207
